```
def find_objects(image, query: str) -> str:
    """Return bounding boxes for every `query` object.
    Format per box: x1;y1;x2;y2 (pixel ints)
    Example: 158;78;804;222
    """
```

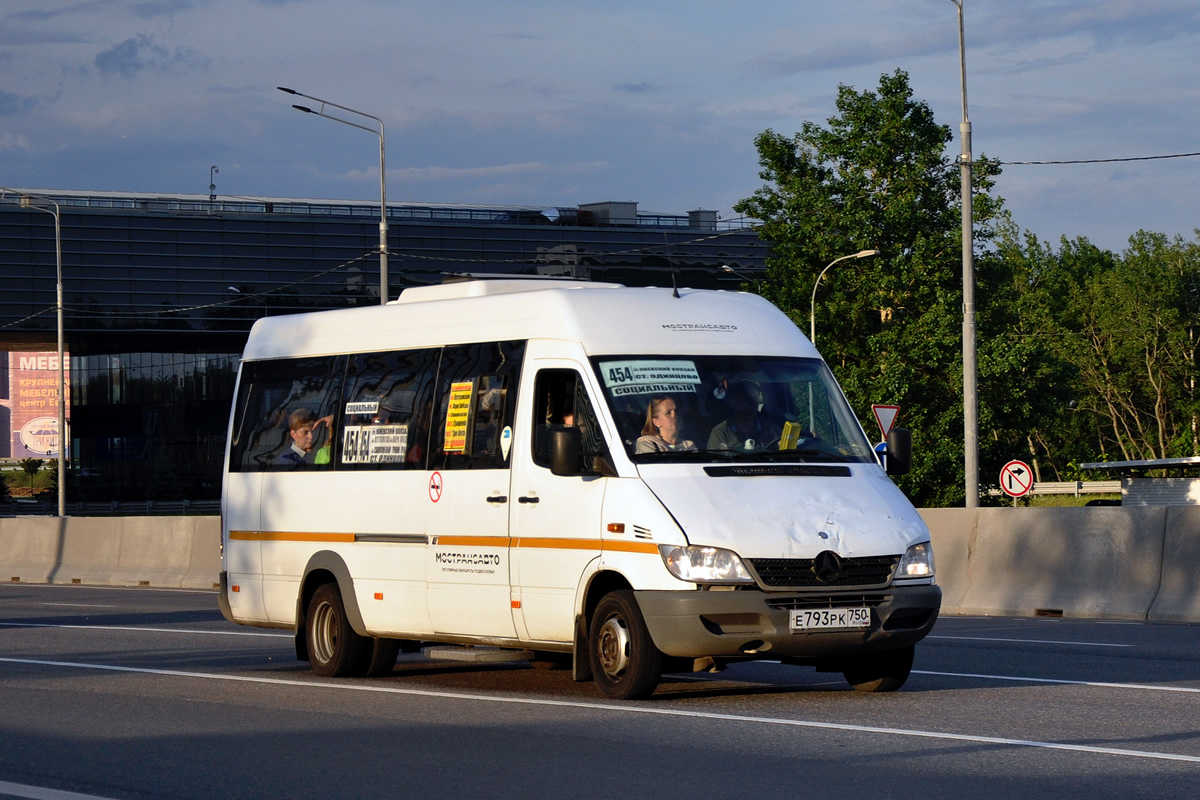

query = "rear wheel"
842;645;914;693
589;591;662;700
306;583;371;677
364;637;402;677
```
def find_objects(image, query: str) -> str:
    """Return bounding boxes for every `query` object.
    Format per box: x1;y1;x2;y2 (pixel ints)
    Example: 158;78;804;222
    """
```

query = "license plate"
789;607;871;632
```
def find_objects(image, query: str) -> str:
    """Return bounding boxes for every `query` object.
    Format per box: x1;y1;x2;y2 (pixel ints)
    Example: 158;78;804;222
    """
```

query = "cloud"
0;89;39;115
130;0;195;19
6;2;107;24
93;33;208;78
0;24;94;46
393;160;608;183
982;0;1200;49
615;82;658;94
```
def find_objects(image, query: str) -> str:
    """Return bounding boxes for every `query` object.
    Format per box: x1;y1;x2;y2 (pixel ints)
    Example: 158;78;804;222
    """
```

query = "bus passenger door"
424;342;523;640
509;364;610;644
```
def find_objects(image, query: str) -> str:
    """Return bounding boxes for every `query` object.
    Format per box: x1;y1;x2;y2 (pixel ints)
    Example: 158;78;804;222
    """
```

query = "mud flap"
572;613;592;682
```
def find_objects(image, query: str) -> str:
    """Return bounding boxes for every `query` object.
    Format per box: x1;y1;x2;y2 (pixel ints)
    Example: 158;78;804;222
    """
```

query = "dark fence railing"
0;499;221;517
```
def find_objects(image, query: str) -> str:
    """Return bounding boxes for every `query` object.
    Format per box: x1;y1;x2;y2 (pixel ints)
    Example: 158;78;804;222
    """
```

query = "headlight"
896;541;935;579
659;544;754;584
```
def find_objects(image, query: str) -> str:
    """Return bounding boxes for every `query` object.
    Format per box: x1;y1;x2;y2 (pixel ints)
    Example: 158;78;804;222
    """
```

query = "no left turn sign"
1000;460;1033;498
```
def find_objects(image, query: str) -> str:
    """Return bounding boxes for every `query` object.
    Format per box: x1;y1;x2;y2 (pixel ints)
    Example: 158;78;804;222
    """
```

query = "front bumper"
634;584;941;660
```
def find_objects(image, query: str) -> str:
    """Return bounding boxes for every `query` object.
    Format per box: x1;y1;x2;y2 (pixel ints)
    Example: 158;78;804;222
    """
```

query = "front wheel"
842;645;914;693
589;591;662;700
306;583;371;677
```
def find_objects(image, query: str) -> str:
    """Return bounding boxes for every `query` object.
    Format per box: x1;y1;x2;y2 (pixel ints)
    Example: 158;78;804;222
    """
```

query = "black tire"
842;645;915;693
306;583;371;677
364;637;402;677
588;591;662;700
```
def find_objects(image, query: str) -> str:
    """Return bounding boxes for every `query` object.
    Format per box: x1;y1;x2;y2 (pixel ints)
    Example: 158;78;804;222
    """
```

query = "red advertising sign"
0;351;71;459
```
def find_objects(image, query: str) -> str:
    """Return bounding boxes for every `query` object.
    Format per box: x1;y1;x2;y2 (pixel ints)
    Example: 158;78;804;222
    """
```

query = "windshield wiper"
778;446;856;462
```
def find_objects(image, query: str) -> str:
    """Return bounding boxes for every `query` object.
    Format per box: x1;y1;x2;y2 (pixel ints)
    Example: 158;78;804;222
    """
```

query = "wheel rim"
595;613;631;678
311;599;336;665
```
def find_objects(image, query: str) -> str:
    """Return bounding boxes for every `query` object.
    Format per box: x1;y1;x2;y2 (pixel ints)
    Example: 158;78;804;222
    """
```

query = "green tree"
1058;232;1200;462
19;458;43;491
986;226;1200;475
735;69;1004;506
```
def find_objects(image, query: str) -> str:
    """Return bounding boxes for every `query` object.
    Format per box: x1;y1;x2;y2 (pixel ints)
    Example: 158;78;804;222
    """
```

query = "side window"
531;369;608;471
338;349;438;470
430;341;525;470
228;356;343;472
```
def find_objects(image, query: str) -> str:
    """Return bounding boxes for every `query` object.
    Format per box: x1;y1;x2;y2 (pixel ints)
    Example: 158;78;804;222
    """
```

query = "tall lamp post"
2;188;66;516
278;86;389;305
950;0;979;508
809;249;880;344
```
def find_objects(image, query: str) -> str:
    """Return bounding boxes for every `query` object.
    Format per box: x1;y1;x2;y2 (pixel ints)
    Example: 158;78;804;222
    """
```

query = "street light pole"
3;188;66;516
209;165;218;214
950;0;979;508
809;249;881;344
278;86;389;305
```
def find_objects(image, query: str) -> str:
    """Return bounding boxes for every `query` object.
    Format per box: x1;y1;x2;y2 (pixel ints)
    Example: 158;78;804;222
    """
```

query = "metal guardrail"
0;499;221;517
985;480;1123;497
1029;480;1123;496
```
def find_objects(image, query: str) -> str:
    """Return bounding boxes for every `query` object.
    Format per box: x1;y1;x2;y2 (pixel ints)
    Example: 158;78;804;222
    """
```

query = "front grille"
748;554;900;589
765;594;890;611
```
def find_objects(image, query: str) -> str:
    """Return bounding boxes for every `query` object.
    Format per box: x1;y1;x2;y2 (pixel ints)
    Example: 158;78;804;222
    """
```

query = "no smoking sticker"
429;472;443;503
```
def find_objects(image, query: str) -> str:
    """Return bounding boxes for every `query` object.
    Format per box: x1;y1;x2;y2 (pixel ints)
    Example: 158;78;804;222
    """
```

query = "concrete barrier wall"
922;507;1190;620
1148;506;1200;622
2;510;1198;622
0;516;220;590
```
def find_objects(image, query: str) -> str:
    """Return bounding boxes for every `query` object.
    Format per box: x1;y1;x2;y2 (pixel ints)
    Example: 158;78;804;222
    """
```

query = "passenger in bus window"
635;395;696;453
707;380;780;452
277;408;331;467
555;396;575;427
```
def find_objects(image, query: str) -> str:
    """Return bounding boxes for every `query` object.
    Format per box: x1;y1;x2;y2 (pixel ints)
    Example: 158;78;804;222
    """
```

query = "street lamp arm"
292;105;382;139
809;249;881;344
281;86;389;305
279;87;386;129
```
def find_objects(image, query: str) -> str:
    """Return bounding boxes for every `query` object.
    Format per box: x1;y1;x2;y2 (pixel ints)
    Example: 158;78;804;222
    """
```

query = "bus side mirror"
551;427;583;476
885;428;912;476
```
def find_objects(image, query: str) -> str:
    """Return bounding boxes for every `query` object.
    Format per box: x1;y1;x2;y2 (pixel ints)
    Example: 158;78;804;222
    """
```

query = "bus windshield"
591;355;876;464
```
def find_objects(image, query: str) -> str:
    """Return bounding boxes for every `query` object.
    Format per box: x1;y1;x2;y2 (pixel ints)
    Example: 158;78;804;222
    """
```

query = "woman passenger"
635;395;697;454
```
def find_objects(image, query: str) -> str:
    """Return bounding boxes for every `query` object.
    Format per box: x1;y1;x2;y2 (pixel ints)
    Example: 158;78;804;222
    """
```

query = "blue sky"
1;0;1198;252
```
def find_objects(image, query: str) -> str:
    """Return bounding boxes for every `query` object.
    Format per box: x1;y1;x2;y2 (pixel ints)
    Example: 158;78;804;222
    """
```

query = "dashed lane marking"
2;656;1200;765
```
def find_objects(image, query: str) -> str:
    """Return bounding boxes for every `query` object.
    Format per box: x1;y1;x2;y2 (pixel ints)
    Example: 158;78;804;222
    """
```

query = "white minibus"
219;278;940;699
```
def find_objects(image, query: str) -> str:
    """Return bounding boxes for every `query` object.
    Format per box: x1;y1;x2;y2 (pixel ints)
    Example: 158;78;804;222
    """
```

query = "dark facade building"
0;190;766;504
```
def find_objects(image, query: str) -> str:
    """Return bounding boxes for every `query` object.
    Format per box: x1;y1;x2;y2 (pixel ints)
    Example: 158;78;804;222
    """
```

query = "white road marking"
2;656;1199;765
916;669;1200;694
929;635;1133;648
0;621;288;638
34;603;116;609
0;779;117;800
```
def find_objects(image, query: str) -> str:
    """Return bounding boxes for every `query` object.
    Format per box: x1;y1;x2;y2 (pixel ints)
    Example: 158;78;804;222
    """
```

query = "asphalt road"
3;583;1200;799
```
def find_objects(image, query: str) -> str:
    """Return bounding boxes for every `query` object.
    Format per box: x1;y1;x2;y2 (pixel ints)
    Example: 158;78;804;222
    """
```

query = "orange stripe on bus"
600;540;660;555
435;536;511;547
515;538;659;555
514;537;596;550
227;531;658;555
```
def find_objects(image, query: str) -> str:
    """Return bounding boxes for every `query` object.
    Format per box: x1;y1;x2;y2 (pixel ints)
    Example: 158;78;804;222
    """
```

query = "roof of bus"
240;280;817;361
